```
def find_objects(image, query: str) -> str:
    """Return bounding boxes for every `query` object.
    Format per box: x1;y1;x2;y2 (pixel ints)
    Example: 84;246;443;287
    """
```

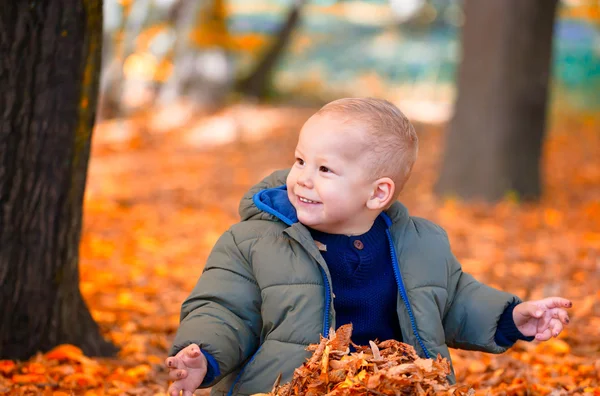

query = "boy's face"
286;114;377;235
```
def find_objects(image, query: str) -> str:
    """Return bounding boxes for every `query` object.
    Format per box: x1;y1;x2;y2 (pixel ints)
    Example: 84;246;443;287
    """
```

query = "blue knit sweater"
308;215;402;345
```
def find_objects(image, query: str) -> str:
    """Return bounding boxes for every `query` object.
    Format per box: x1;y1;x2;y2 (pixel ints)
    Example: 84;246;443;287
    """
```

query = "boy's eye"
296;158;304;165
319;166;331;173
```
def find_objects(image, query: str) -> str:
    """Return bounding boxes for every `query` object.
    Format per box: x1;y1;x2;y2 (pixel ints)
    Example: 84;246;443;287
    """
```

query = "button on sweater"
308;215;403;346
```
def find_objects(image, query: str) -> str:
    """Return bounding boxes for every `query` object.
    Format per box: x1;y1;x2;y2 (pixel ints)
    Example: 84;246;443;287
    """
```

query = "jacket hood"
238;169;410;227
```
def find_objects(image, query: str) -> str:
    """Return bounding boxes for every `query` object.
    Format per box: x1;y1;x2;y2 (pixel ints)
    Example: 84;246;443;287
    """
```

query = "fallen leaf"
45;345;84;362
0;360;16;375
11;373;48;384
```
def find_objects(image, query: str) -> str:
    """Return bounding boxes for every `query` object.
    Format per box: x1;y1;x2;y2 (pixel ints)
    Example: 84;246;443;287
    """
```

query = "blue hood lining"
252;185;298;226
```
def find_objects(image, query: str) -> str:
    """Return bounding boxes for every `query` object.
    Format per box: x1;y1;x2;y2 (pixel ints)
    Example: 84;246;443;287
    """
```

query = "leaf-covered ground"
2;104;599;395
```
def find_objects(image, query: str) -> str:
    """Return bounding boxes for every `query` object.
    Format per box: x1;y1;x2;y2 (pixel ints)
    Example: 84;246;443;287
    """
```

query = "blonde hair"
316;97;418;197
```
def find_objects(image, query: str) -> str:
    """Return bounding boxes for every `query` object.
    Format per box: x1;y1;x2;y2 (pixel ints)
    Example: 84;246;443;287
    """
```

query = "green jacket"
171;170;519;395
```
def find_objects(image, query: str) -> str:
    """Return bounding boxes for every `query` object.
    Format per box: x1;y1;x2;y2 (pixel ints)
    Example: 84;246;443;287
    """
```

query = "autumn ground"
1;103;599;395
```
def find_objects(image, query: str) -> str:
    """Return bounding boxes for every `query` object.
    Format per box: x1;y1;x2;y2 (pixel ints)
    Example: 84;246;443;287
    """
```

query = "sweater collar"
307;214;388;248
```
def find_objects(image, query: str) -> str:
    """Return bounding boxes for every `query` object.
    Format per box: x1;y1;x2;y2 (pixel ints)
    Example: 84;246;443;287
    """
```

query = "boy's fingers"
535;328;552;341
168;382;183;396
182;391;194;396
165;356;182;369
554;308;570;325
186;344;200;358
550;318;564;337
521;302;544;318
543;297;572;309
168;369;188;380
166;344;199;368
182;351;207;370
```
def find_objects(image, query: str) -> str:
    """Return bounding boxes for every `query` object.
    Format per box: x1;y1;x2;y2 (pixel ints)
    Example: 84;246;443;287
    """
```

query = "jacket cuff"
495;302;535;347
201;351;221;385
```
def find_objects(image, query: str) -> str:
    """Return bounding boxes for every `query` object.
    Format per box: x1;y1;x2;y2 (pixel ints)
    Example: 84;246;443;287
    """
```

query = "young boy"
165;98;572;396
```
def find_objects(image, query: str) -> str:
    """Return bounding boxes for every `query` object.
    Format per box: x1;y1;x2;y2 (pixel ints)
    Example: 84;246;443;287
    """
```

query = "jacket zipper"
319;266;332;338
226;346;261;396
385;228;431;359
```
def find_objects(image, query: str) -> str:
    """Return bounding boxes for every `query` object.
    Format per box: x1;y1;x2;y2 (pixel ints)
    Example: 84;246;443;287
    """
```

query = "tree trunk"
434;0;558;202
0;1;117;359
236;0;307;99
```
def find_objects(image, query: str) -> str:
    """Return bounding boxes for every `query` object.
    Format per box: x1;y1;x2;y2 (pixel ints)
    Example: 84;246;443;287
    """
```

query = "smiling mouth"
298;196;321;204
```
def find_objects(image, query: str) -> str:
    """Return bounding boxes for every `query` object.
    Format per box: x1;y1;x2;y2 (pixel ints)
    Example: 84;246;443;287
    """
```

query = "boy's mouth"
298;196;321;204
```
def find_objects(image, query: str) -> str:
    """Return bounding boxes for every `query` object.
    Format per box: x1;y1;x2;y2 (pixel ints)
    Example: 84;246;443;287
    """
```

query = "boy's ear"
367;177;395;210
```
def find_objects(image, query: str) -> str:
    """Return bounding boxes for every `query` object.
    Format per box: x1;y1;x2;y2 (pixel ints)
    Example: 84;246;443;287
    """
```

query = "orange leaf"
45;344;84;362
0;360;16;375
48;365;76;380
12;373;48;384
24;362;46;374
60;373;99;389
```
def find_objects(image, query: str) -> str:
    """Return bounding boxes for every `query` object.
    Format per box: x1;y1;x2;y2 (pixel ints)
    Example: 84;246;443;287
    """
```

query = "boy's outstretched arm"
442;252;524;353
442;251;572;352
170;230;262;387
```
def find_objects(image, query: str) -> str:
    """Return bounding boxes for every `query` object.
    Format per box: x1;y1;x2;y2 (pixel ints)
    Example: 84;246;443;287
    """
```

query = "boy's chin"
300;221;336;234
297;216;322;230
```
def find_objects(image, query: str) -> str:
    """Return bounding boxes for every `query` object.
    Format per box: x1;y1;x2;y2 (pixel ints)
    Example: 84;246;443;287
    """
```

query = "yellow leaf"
321;345;330;373
535;339;571;355
336;376;356;389
124;364;151;381
355;370;367;381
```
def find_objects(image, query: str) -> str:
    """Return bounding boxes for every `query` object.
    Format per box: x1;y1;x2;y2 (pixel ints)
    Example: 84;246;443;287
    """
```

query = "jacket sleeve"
170;230;262;386
442;251;522;353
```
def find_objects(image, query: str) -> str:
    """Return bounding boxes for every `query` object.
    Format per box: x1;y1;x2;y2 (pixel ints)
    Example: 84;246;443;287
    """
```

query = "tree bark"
434;0;558;202
0;1;117;359
236;0;307;99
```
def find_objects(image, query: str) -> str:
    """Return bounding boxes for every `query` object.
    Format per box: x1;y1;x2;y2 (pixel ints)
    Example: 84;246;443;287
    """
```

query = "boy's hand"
165;343;208;396
513;297;572;341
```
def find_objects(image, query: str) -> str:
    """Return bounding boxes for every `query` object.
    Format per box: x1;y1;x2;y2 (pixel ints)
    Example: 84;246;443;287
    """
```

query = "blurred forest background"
98;0;600;119
1;0;600;395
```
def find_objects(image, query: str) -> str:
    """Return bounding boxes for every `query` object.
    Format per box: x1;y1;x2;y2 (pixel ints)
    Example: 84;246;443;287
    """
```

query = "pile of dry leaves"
255;324;473;396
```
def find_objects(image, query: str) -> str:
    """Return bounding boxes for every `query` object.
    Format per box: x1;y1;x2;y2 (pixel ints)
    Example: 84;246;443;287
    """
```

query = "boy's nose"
297;170;313;188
